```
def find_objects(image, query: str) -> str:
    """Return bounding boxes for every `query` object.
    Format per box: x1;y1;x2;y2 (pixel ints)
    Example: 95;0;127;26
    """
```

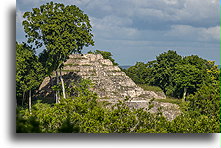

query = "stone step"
40;54;166;100
98;59;113;66
102;65;121;71
39;53;180;120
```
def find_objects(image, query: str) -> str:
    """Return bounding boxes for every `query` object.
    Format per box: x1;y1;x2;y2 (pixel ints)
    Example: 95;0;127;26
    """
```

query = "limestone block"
143;91;166;99
64;59;76;65
77;71;94;76
79;66;94;71
124;100;180;120
95;54;103;60
69;54;85;59
77;59;91;65
99;59;113;66
150;102;181;121
39;53;174;120
133;87;145;96
105;66;121;71
63;66;80;71
85;54;102;61
126;90;137;98
87;54;96;61
107;72;123;76
39;77;50;90
119;79;137;87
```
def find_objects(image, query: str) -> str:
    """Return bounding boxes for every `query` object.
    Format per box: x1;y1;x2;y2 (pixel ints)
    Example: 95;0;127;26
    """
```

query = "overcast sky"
16;0;220;65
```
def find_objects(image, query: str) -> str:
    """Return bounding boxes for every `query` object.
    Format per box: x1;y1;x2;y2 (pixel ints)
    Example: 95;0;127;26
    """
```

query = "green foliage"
124;50;219;99
172;64;203;98
88;50;119;66
122;50;220;133
186;79;219;118
16;108;41;133
16;42;45;105
169;113;219;133
23;1;94;75
138;84;163;92
155;98;182;106
150;50;183;96
170;70;220;133
58;117;80;133
16;78;220;133
17;2;219;133
125;62;151;84
104;100;138;133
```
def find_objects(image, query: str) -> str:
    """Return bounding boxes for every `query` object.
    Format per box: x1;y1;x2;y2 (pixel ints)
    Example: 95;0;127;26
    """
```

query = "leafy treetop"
23;1;94;75
125;50;219;98
16;42;45;105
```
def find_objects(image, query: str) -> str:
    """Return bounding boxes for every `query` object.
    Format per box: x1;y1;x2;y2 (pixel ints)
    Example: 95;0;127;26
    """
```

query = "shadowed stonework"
39;54;180;120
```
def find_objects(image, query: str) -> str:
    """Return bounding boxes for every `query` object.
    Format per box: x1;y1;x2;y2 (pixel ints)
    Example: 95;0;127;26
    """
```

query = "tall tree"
16;42;45;109
22;2;94;102
151;50;182;95
124;50;217;99
125;62;150;84
172;64;202;99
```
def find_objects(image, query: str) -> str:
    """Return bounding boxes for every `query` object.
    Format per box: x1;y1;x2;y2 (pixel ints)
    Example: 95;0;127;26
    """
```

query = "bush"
16;78;220;133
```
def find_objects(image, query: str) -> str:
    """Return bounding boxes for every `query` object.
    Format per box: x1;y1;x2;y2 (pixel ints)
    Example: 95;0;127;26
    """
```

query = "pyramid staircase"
39;54;180;120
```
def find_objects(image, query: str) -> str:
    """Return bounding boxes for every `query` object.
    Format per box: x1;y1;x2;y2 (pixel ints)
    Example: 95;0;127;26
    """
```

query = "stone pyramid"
39;54;180;120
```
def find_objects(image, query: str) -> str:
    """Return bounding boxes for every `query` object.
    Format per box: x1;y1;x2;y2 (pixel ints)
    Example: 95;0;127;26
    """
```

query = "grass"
88;70;96;72
64;63;79;66
62;70;80;72
138;84;163;92
137;84;182;106
155;97;182;106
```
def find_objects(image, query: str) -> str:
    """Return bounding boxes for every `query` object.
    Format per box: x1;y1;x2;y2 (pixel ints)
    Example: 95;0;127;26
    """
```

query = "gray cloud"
76;0;219;29
164;25;220;42
16;0;220;65
73;0;219;43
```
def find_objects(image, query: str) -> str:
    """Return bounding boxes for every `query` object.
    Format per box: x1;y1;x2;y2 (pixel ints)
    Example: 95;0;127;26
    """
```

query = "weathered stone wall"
39;54;180;120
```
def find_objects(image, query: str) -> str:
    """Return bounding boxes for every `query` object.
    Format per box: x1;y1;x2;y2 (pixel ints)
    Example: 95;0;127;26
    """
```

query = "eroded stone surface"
39;54;180;120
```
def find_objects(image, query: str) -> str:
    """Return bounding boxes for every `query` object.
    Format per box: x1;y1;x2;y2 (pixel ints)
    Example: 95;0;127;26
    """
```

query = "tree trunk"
49;75;52;86
29;90;32;113
60;69;66;99
22;91;25;106
182;87;187;102
55;70;60;103
49;75;55;100
55;90;58;103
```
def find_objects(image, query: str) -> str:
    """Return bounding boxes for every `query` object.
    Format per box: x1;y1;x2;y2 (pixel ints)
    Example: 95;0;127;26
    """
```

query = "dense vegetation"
16;79;220;133
16;2;220;133
16;42;45;107
124;50;219;99
16;49;220;133
123;50;220;132
23;1;94;103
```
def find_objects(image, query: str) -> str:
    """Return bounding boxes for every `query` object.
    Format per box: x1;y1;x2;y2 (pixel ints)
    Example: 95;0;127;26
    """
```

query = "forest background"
0;0;220;148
